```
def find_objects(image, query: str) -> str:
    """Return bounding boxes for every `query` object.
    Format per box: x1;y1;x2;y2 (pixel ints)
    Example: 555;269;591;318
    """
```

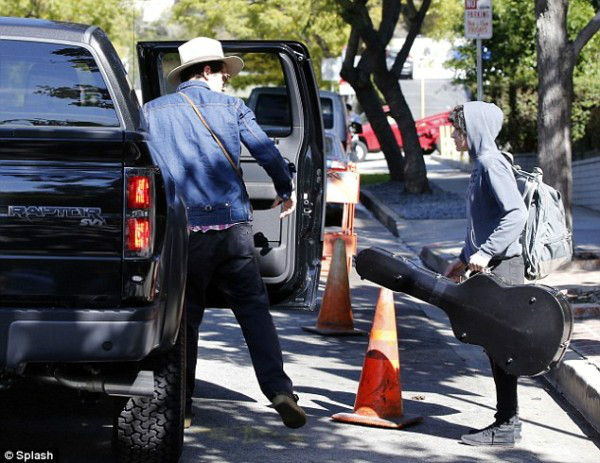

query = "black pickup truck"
0;17;324;463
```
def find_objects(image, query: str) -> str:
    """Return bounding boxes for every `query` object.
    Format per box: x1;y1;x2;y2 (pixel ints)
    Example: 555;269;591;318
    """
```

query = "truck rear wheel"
112;318;185;463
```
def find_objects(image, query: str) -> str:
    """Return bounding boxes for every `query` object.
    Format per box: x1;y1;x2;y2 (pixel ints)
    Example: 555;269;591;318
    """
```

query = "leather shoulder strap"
178;92;243;180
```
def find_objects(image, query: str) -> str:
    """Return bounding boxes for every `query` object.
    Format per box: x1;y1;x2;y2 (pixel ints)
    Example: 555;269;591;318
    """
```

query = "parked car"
385;50;414;79
319;89;352;153
356;108;451;160
324;132;350;170
247;87;351;153
0;17;325;463
324;132;350;226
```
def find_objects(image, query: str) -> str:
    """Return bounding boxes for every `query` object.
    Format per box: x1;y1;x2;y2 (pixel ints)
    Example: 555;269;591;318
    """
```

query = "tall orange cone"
332;288;423;428
303;238;365;336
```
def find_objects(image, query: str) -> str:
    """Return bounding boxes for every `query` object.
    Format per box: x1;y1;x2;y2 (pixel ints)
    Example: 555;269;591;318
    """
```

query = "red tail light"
126;218;150;252
125;169;154;257
127;176;150;209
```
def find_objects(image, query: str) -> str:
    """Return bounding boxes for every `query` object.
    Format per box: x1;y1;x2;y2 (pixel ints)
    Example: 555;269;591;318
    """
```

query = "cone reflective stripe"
303;238;365;336
332;288;423;428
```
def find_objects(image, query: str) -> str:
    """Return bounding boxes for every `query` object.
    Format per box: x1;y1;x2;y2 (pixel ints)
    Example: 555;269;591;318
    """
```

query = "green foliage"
422;0;463;40
171;0;349;86
573;74;600;157
497;86;538;153
569;0;600;81
0;0;134;71
544;1;599;154
441;0;599;155
359;172;390;185
0;0;131;48
447;1;537;89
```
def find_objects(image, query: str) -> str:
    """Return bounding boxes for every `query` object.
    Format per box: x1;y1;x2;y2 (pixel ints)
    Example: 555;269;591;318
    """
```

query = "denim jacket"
143;81;293;226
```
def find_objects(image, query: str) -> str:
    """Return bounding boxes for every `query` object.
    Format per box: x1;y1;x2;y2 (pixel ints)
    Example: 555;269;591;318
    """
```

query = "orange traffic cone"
303;238;365;336
332;288;423;428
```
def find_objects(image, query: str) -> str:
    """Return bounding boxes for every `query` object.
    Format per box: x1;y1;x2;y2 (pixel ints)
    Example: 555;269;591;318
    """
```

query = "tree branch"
402;0;418;20
314;33;332;57
378;0;402;46
356;48;377;77
336;0;382;76
572;9;600;58
343;25;360;70
336;0;384;52
340;25;372;87
391;0;432;77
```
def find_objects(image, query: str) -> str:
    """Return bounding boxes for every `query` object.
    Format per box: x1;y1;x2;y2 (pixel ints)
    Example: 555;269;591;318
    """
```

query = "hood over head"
463;101;503;159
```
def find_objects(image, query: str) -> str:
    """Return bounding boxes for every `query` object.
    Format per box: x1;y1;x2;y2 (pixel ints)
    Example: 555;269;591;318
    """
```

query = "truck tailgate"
0;133;123;307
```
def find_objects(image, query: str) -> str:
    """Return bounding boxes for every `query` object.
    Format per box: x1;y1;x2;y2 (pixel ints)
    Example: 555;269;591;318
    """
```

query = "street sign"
464;0;493;100
464;0;493;39
321;57;343;82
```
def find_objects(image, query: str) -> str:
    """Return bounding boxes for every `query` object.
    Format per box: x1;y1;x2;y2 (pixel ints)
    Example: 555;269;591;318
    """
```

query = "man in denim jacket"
143;37;306;429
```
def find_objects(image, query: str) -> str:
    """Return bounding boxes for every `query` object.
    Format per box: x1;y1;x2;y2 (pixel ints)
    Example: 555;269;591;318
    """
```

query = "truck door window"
158;51;293;137
0;40;119;127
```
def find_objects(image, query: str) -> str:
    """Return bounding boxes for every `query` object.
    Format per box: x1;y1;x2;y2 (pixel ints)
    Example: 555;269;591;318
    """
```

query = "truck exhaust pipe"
33;368;155;398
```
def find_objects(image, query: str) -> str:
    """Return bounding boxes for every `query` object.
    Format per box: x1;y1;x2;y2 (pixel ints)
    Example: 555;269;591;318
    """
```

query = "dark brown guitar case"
355;247;573;377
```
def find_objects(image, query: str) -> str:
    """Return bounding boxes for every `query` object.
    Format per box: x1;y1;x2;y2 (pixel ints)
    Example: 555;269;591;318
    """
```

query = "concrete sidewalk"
360;156;600;434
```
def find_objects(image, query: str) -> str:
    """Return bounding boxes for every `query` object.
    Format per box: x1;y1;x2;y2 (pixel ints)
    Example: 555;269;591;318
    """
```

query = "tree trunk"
535;0;574;229
371;0;431;194
507;83;518;150
338;20;405;181
341;58;405;181
335;0;435;187
535;1;600;231
361;98;406;182
374;64;430;193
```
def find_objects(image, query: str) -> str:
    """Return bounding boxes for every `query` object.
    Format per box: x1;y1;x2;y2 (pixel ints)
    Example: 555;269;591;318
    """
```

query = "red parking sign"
465;0;493;39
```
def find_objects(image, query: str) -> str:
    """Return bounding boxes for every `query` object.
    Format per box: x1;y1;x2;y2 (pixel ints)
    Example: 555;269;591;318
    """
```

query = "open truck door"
137;40;325;309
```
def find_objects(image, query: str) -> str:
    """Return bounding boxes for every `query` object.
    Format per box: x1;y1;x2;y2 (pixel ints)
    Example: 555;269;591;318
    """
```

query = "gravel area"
363;181;466;220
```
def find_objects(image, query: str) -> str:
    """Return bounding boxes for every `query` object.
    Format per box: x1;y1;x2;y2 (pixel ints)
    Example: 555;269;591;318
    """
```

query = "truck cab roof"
0;17;97;43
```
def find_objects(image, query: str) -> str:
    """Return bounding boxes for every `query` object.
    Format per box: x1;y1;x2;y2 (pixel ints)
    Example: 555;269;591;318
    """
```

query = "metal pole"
420;78;425;119
476;38;483;101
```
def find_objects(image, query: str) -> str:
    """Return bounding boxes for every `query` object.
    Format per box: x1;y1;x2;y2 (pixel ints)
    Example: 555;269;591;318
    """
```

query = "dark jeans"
184;223;293;409
488;255;525;423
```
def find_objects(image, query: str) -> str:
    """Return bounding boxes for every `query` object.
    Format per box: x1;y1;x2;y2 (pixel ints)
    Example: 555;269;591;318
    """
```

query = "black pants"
184;223;293;409
488;255;525;423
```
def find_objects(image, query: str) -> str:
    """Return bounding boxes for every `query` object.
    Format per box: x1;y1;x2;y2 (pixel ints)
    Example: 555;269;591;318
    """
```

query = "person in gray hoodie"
444;102;528;447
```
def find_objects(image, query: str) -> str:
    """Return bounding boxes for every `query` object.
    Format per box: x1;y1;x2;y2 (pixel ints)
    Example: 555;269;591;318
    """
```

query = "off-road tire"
112;317;185;463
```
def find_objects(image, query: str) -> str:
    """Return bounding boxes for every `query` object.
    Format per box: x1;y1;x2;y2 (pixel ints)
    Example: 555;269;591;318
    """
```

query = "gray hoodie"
459;102;527;264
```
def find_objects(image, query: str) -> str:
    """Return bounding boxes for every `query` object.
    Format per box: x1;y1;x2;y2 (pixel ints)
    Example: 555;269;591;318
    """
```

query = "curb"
545;352;600;434
430;154;472;172
360;187;600;435
419;245;451;274
359;189;400;237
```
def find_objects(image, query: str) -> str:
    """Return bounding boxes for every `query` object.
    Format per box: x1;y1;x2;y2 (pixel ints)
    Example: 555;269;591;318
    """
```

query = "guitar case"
355;247;573;377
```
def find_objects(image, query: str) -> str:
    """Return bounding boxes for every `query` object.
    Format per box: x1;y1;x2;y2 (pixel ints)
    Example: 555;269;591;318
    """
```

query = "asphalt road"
0;206;598;463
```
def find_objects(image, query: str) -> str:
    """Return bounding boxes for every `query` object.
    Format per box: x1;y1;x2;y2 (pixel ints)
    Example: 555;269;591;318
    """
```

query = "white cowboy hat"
167;37;244;85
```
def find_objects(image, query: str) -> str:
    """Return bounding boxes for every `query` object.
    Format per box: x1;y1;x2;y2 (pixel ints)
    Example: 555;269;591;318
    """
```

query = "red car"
355;108;451;160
